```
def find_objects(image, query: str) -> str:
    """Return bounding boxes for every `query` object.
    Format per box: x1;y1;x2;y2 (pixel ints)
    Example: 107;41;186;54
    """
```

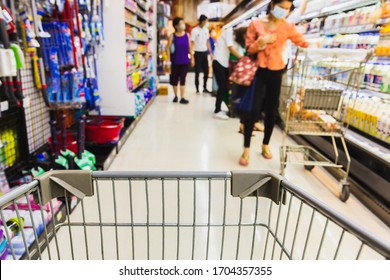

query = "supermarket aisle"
110;73;390;242
46;74;389;260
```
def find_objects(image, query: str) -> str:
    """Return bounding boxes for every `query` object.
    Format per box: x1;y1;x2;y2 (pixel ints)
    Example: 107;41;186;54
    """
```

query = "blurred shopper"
209;28;217;78
252;0;308;132
191;15;213;94
167;17;193;104
213;27;247;120
239;0;309;166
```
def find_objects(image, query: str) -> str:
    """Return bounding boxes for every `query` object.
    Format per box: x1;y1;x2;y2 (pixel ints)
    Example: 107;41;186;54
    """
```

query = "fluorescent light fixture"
223;0;270;30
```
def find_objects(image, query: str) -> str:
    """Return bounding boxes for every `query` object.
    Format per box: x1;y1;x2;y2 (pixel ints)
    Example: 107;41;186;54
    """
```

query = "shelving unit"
93;0;156;169
322;25;379;36
301;0;379;21
97;0;156;116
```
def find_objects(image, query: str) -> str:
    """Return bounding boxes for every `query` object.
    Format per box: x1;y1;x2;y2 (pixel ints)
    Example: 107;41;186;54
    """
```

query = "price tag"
23;97;31;108
1;101;9;112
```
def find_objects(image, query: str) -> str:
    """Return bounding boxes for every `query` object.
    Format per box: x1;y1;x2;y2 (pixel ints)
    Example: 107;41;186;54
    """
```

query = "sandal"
238;127;255;136
262;145;273;160
254;123;264;132
239;154;250;166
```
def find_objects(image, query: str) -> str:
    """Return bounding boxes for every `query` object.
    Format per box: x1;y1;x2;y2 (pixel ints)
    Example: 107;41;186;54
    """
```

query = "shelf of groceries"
294;0;390;153
301;0;379;21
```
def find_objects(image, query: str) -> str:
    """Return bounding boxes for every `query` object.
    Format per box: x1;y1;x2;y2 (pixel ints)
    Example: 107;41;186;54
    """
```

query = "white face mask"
205;22;209;28
179;23;186;30
211;31;216;37
272;5;289;19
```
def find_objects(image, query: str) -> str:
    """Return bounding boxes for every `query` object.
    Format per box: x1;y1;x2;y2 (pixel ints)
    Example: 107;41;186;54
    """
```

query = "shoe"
214;111;229;120
203;88;212;94
180;98;189;104
239;154;250;166
262;145;273;159
173;96;178;103
196;89;200;95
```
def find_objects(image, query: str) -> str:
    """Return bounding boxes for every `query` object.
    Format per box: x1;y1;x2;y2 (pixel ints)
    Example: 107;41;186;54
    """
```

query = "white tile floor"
44;74;389;260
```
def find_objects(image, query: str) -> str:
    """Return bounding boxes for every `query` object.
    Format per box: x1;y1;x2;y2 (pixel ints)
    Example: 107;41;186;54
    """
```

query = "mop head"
10;44;25;69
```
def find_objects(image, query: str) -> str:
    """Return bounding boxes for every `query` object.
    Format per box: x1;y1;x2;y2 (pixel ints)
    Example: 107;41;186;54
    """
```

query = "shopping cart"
280;48;372;202
0;170;389;260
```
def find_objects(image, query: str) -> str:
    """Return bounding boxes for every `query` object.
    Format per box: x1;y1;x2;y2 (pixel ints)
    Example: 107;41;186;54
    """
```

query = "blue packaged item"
84;78;100;109
49;47;61;102
62;71;71;102
47;77;56;103
61;23;74;66
71;71;86;103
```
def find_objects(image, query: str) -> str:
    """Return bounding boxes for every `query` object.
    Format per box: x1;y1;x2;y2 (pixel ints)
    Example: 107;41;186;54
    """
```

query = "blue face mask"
272;5;289;19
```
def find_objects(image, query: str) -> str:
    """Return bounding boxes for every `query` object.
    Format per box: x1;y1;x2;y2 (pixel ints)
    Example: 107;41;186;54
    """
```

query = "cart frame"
280;48;372;202
0;170;389;260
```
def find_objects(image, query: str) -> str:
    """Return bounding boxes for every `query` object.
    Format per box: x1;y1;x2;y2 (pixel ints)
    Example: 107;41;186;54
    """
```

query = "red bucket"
48;132;78;154
85;117;125;144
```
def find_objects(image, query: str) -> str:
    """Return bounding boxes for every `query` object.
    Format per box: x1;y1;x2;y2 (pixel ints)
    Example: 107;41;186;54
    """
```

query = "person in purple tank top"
167;17;194;104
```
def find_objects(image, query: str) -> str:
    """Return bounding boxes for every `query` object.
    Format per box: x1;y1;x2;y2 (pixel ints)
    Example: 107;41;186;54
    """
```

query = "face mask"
211;31;216;37
205;22;209;28
179;23;186;30
272;5;289;19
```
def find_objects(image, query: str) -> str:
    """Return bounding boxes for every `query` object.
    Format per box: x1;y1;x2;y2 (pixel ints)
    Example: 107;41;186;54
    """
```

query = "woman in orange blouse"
239;0;309;166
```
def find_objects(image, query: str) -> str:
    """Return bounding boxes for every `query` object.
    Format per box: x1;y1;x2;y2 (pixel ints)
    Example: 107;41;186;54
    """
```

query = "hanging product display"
0;0;106;260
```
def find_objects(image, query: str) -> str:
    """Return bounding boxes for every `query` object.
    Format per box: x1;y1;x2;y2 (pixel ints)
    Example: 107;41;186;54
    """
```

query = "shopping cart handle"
231;171;283;204
34;170;94;205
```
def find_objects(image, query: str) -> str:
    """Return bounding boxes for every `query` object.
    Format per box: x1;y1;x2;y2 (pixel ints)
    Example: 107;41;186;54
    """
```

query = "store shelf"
304;33;321;39
301;0;378;21
127;49;148;55
125;4;150;24
377;17;390;25
129;79;147;92
124;5;137;14
344;128;390;165
370;55;390;62
125;20;147;32
126;37;149;42
360;88;390;101
135;0;147;11
322;25;379;36
301;11;320;21
126;66;148;76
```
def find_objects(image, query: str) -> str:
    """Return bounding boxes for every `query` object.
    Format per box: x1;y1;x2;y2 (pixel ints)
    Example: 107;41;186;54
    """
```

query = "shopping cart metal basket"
0;170;389;260
280;48;372;202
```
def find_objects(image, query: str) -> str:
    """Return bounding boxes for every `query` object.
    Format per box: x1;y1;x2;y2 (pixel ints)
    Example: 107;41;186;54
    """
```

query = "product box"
158;85;169;96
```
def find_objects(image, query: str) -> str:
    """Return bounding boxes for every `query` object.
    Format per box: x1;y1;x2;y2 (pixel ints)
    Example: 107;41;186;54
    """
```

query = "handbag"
231;78;257;118
229;55;258;86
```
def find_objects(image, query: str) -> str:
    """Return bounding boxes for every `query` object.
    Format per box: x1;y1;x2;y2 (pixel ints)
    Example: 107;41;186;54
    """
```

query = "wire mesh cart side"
280;48;372;202
0;170;389;260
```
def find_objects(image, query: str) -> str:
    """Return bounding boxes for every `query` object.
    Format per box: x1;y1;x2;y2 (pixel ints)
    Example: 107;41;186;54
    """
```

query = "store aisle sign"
197;3;235;20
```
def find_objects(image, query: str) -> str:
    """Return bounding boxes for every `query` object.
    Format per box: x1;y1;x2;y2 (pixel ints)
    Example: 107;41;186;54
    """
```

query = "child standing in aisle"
239;0;309;166
167;17;193;104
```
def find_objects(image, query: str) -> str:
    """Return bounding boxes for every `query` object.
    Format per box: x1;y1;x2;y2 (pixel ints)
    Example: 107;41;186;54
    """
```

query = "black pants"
212;60;229;113
243;68;284;148
194;51;209;91
170;63;190;86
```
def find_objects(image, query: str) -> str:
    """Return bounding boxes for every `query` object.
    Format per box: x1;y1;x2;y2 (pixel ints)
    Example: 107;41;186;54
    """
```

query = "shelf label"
0;101;9;112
